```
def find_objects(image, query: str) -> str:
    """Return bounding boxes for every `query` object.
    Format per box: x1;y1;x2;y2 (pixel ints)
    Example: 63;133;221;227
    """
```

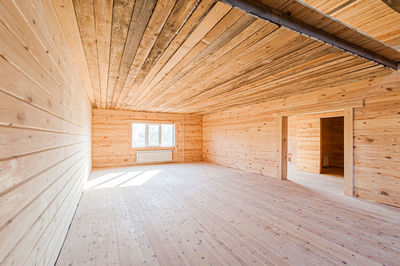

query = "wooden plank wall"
354;100;400;206
203;69;400;207
92;109;202;168
295;111;344;173
203;108;280;176
296;114;321;173
0;0;92;265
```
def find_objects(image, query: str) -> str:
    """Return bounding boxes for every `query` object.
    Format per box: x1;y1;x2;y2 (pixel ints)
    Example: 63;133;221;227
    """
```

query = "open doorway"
283;111;349;196
320;116;344;176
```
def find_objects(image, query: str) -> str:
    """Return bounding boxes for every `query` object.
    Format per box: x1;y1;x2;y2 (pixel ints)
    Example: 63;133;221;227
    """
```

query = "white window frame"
132;122;175;148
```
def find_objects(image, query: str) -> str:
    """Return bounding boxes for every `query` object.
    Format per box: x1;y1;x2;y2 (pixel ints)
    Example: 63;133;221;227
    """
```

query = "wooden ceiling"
53;0;400;113
301;0;400;50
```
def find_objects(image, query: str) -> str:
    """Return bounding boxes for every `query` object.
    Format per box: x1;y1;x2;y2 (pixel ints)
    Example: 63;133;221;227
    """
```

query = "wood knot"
366;137;374;143
17;112;25;121
386;87;393;91
27;96;33;102
381;191;388;196
385;156;391;159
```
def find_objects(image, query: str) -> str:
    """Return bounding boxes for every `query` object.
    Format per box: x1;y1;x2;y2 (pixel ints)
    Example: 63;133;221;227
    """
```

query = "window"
132;123;146;147
132;123;174;148
161;124;174;147
148;124;160;146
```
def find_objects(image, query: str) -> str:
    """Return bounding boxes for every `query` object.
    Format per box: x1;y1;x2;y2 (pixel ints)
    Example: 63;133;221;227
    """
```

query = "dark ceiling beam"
382;0;400;13
220;0;399;70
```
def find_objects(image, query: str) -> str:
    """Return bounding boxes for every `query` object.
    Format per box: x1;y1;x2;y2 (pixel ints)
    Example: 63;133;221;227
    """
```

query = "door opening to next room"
287;111;345;195
320;116;344;176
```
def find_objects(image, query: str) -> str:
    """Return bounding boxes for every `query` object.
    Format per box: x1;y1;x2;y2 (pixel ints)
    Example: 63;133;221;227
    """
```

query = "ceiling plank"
162;30;324;109
51;0;96;106
94;0;113;109
156;20;277;108
148;10;258;109
106;0;135;108
126;1;233;108
148;25;301;110
221;0;398;69
115;0;178;108
73;0;102;106
119;0;217;108
110;0;157;108
115;0;200;108
300;0;400;50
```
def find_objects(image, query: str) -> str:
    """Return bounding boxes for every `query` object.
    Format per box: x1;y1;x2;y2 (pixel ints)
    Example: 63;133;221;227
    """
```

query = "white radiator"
136;150;173;164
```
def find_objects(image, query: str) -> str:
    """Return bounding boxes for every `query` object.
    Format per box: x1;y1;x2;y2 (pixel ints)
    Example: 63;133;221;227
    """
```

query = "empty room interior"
1;0;400;265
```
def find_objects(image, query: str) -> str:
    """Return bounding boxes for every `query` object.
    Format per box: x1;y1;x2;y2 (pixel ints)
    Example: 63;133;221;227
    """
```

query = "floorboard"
288;164;344;196
56;163;400;265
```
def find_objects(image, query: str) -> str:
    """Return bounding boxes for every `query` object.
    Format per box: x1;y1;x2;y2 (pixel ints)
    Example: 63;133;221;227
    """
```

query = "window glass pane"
132;123;146;147
148;124;160;146
161;124;174;147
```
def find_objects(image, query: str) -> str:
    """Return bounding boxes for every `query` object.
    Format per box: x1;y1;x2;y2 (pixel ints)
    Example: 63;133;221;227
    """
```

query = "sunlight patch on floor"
84;169;162;190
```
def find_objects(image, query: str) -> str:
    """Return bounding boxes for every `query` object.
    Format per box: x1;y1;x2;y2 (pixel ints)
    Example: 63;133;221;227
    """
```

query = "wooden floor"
56;163;400;265
287;164;345;197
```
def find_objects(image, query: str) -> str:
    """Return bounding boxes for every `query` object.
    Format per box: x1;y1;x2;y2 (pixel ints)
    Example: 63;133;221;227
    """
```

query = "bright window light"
161;124;174;147
132;123;174;148
132;123;146;147
148;124;160;146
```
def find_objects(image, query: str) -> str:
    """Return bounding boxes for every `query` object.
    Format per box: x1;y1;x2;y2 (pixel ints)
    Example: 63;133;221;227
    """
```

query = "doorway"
320;116;344;176
279;108;354;197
